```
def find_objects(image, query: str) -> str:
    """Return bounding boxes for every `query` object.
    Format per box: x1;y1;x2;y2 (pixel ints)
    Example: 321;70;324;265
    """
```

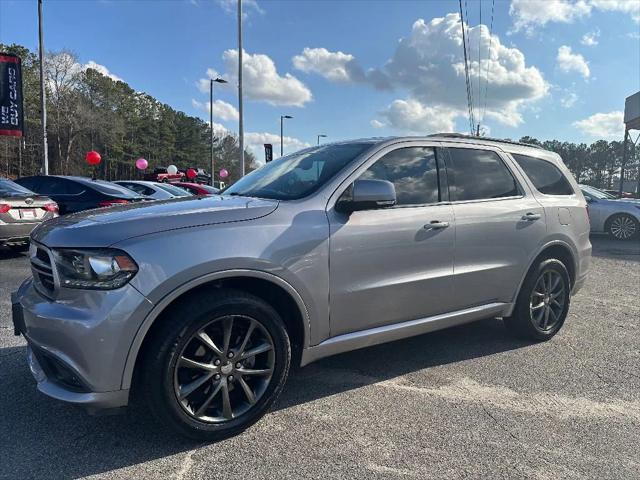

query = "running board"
300;302;509;366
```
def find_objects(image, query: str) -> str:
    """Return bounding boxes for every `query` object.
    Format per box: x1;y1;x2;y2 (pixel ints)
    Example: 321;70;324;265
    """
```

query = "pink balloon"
135;158;148;170
219;168;229;178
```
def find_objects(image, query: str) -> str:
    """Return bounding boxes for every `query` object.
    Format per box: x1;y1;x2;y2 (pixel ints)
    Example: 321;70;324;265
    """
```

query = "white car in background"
115;180;194;200
580;185;640;240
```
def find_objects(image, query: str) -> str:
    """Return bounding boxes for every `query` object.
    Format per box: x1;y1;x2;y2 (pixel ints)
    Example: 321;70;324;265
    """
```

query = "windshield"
0;178;35;196
156;183;194;196
223;142;376;200
581;185;615;199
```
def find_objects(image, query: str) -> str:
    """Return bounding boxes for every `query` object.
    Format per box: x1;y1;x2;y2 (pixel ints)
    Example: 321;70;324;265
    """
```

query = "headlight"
52;248;138;290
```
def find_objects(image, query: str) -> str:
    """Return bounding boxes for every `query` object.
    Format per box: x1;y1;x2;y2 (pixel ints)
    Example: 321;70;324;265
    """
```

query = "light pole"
317;134;327;145
210;77;227;186
38;0;48;175
280;115;292;157
238;0;245;177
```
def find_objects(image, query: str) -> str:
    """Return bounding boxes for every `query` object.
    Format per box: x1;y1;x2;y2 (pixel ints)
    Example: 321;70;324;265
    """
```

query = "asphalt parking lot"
1;236;638;480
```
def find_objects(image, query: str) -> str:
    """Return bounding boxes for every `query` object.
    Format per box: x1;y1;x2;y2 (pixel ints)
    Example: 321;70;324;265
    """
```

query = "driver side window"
360;147;440;206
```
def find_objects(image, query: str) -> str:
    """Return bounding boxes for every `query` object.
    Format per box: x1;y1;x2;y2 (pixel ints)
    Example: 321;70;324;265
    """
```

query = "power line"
478;0;482;131
459;0;475;135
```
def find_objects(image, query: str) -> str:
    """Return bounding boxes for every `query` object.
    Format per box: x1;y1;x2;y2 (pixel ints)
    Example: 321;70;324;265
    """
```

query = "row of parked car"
0;175;221;249
1;172;639;250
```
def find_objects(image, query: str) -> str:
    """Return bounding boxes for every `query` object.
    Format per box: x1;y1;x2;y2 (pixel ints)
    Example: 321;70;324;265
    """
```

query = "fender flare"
120;269;311;390
506;239;578;316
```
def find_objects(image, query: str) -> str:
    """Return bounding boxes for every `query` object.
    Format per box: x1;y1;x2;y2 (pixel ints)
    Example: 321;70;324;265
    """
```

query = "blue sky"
1;0;639;161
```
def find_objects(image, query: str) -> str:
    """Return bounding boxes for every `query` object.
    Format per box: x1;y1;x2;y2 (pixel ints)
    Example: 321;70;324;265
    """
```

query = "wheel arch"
122;269;311;391
508;240;577;315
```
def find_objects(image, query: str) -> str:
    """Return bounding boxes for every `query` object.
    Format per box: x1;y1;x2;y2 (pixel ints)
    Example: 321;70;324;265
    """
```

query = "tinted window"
78;179;139;198
156;183;193;196
224;142;375;200
119;182;154;196
512;154;574;195
14;177;41;192
446;148;519;201
38;177;84;195
360;147;439;205
0;178;34;196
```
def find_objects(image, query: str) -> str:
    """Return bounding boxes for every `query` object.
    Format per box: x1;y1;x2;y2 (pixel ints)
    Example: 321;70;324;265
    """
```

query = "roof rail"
427;133;543;150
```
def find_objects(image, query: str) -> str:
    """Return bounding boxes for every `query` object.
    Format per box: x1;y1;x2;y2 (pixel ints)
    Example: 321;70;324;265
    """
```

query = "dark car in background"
0;178;58;249
15;176;147;215
114;180;194;200
178;168;211;185
173;182;220;195
143;167;185;183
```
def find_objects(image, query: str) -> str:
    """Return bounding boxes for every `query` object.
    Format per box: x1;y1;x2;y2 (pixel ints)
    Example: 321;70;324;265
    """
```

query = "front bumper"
13;278;153;410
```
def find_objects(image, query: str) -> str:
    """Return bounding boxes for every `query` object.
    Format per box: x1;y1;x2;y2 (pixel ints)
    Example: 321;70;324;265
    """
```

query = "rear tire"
504;258;571;341
140;289;291;441
606;213;639;241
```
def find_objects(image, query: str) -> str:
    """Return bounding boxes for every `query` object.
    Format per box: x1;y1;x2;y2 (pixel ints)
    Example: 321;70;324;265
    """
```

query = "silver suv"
12;135;591;440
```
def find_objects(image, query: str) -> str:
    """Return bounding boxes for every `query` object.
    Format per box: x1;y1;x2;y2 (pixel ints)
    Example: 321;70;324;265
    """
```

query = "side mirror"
585;196;595;203
336;179;396;213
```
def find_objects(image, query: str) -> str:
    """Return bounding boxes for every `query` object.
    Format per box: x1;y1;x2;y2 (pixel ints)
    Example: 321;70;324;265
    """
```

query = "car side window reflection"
360;147;440;206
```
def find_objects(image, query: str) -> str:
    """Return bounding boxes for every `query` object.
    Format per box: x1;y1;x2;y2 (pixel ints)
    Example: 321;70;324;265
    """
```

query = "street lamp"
317;134;327;145
280;115;293;156
210;77;227;186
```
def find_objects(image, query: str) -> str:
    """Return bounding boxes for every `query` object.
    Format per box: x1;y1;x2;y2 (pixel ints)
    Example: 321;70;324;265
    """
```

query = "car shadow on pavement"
0;318;529;479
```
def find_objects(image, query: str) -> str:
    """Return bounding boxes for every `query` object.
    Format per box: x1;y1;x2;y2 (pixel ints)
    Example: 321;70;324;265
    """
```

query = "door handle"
522;212;541;221
424;220;449;230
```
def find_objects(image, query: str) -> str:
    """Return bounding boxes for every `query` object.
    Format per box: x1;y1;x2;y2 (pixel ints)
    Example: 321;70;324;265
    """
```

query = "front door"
327;145;456;337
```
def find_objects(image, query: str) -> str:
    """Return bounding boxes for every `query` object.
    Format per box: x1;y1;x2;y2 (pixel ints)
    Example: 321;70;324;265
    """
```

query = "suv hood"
31;195;278;248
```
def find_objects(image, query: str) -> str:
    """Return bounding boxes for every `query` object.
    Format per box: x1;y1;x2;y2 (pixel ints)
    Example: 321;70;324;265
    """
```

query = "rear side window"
446;148;519;201
360;147;440;205
38;178;84;195
512;154;574;195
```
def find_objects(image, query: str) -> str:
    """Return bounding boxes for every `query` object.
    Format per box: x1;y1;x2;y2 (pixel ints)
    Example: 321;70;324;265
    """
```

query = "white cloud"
83;61;123;82
245;132;310;160
197;50;312;107
560;91;579;108
293;47;359;83
196;68;224;93
509;0;591;33
370;119;385;129
296;14;548;131
573;111;624;138
557;45;590;78
590;0;640;22
581;30;600;45
510;0;639;33
379;99;460;134
192;98;239;121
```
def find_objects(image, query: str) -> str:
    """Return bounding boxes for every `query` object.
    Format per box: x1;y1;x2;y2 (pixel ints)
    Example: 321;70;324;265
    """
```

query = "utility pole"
38;0;48;175
237;0;245;177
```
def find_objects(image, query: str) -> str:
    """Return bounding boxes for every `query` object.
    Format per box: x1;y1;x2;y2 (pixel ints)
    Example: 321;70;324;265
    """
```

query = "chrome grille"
30;243;56;294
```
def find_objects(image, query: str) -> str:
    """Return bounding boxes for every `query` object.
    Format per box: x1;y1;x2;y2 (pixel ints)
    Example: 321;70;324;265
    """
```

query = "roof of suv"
347;134;561;164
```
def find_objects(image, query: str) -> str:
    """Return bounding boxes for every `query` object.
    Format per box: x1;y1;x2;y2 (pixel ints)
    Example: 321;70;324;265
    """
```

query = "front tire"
504;258;571;341
141;289;291;441
606;213;639;241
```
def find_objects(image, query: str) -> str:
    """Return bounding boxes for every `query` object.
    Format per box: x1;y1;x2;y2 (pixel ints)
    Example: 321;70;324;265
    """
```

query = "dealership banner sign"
0;54;24;137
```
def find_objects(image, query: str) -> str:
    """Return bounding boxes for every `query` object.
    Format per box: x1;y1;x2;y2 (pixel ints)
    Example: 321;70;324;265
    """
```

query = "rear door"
443;145;546;309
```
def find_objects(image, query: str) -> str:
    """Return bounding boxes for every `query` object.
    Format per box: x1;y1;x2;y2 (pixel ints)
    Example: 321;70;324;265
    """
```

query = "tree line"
0;43;255;183
1;43;637;192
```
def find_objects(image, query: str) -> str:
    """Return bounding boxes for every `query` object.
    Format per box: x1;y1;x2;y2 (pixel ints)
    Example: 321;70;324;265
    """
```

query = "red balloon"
186;168;197;179
86;151;101;165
